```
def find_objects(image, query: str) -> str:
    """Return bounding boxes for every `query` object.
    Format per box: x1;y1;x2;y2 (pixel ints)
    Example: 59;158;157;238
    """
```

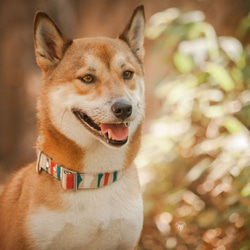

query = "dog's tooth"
108;131;112;140
123;122;130;127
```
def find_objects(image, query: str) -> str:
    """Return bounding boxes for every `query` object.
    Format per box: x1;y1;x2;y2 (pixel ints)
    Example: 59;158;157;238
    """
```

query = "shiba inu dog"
0;5;145;250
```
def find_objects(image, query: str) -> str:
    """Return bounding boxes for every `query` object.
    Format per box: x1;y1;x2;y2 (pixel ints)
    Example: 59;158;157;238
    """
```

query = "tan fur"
0;6;145;249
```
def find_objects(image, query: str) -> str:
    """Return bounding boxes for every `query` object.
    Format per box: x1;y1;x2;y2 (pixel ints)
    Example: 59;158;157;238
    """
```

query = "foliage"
138;8;250;250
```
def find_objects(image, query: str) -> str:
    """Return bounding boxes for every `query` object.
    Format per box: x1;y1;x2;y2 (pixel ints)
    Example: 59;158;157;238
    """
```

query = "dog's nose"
111;100;132;120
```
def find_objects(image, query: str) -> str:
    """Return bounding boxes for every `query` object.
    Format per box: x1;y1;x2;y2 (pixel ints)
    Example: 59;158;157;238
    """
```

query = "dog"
0;5;145;250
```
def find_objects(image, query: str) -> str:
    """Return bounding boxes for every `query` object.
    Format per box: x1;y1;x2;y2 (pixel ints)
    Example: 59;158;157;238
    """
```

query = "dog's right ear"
34;12;72;72
119;6;145;62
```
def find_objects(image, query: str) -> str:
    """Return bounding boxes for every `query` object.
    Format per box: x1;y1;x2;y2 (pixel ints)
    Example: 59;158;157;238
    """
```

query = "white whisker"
60;109;67;127
54;108;65;120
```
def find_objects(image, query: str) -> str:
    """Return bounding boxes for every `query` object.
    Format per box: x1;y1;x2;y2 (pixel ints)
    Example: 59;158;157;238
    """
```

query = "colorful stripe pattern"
36;152;124;191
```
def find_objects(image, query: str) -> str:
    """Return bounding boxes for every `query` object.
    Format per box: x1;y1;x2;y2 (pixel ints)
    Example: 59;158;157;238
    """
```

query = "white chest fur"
28;166;143;250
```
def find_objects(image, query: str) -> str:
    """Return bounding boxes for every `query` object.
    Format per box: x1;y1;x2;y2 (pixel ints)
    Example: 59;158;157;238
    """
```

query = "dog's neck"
38;124;85;173
37;121;142;174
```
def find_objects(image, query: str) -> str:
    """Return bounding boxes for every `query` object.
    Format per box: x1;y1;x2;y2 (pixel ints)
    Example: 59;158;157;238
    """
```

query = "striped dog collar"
36;151;124;191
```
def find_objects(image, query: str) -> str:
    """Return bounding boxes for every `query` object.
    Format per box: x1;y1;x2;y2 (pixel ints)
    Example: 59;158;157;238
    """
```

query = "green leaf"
173;52;194;74
197;72;209;85
205;62;235;91
237;16;250;40
196;209;218;228
223;116;244;134
241;183;250;197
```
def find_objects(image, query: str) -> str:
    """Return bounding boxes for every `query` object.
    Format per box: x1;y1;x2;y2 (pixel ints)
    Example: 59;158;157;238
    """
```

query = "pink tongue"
100;123;128;141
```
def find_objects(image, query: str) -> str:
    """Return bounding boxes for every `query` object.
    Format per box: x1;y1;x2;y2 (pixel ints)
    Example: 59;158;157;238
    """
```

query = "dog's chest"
28;176;143;250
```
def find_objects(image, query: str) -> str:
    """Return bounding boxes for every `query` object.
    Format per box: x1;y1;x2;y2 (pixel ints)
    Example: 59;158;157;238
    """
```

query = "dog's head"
34;6;145;149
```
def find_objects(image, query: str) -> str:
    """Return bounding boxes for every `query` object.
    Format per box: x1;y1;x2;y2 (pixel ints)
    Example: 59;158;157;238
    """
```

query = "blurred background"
1;0;250;249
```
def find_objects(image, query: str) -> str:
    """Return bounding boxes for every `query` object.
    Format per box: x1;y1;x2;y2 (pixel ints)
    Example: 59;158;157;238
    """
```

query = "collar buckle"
61;168;78;191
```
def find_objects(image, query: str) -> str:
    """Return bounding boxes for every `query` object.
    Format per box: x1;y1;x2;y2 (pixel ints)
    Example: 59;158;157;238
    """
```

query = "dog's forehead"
79;55;126;72
71;38;135;67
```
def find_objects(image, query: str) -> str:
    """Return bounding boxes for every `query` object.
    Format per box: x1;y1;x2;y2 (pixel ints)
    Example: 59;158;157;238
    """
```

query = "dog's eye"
123;71;134;80
80;74;95;84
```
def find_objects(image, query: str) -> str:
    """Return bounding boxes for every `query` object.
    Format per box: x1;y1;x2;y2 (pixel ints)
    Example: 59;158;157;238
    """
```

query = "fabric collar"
36;150;124;191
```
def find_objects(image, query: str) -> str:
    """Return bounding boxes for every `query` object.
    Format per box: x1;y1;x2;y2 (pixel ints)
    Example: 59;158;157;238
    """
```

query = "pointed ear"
119;6;145;62
34;12;72;72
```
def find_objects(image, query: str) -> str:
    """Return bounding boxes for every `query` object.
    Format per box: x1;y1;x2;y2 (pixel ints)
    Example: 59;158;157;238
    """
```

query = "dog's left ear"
34;12;72;72
119;5;145;61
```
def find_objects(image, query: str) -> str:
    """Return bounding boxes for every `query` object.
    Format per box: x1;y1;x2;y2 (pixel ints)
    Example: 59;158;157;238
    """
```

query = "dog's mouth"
73;110;130;147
